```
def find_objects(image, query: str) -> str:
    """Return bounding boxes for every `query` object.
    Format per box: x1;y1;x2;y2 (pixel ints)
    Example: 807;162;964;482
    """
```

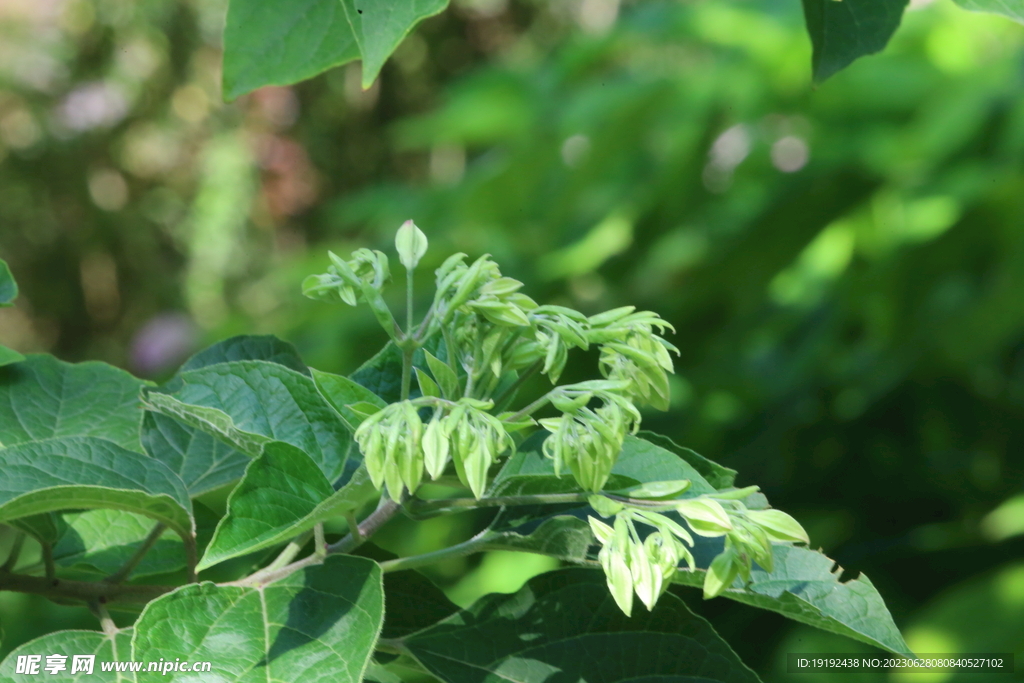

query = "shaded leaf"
52;509;186;579
222;0;448;101
672;543;911;656
403;568;761;683
0;628;134;682
142;412;250;496
801;0;910;83
0;355;146;453
133;555;384;683
181;334;309;376
198;442;377;570
0;436;193;539
143;360;353;482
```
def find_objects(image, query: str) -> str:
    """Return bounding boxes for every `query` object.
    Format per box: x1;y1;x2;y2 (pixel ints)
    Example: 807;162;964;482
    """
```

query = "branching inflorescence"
303;221;810;613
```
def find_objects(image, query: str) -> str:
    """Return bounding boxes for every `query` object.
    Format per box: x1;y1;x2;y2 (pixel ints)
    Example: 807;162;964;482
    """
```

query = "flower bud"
675;498;733;537
703;548;740;599
395;220;428;270
745;509;810;544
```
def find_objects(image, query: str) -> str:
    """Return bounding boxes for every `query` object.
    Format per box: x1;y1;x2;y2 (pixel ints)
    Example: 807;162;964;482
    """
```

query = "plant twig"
264;531;313;572
378;530;494;573
314;523;326;559
0;572;173;605
407;492;589;517
89;601;119;638
493;359;542;412
105;523;166;585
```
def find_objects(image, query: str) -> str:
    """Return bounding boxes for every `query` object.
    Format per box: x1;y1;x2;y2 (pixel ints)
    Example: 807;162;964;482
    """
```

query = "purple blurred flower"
131;312;197;376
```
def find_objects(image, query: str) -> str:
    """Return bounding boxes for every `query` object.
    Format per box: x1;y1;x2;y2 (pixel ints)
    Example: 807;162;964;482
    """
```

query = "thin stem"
401;345;415;401
105;523;166;584
1;531;25;572
406;268;415;335
41;542;55;581
413;301;437;343
90;602;118;638
506;390;556;423
264;531;313;572
378;531;494;573
493;360;543;412
314;523;326;559
345;512;362;542
0;572;173;605
184;534;198;582
408;492;589;517
229;498;402;588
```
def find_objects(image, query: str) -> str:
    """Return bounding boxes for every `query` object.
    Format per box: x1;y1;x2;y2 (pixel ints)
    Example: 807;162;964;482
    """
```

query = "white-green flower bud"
675;498;733;537
395;220;428;270
629;537;659;611
745;509;810;544
422;413;450;479
588;494;624;518
703;548;740;599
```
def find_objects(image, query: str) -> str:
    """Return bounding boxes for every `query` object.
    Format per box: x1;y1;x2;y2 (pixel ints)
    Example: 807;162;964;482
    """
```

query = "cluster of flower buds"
589;307;678;411
589;491;810;614
354;397;515;501
302;249;390;306
538;381;640;491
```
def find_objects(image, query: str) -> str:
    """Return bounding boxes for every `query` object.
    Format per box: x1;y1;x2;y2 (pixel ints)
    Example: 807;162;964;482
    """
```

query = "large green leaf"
142;412;250;496
198;442;378;570
0;258;16;307
181;334;310;376
133;555;384;682
222;0;448;100
637;431;736;489
0;346;23;368
143;360;353;482
953;0;1024;23
0;436;193;539
402;568;761;683
0;355;146;452
801;0;910;83
52;509;186;579
671;543;912;656
492;433;718;497
0;628;134;682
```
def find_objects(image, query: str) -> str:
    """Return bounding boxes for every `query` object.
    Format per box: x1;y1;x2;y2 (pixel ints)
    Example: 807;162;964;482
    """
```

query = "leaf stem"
41;541;55;581
378;530;494;573
105;523;166;585
407;492;589;517
505;390;556;423
314;523;326;559
406;267;415;335
1;531;25;572
265;531;313;572
401;345;415;401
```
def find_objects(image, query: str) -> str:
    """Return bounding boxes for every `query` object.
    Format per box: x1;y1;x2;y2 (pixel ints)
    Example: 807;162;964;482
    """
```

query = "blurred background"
1;0;1023;679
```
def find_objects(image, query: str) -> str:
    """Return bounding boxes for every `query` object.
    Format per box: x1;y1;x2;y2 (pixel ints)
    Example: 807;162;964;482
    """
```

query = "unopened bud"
395;220;428;270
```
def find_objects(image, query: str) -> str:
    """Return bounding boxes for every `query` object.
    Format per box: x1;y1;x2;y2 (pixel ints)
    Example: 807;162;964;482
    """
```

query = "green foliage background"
1;0;1023;679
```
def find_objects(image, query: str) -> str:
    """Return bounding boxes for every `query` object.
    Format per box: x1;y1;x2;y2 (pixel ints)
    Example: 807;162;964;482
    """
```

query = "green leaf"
181;334;309;376
198;442;377;570
311;368;387;431
222;0;448;100
51;509;185;579
492;433;719;497
0;628;134;682
0;355;146;453
637;431;736;489
672;543;911;656
0;436;193;540
952;0;1024;23
143;360;354;482
133;555;384;682
801;0;910;83
0;258;16;307
357;543;460;639
0;345;24;368
351;338;448;404
9;513;66;544
403;568;761;683
142;412;251;496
